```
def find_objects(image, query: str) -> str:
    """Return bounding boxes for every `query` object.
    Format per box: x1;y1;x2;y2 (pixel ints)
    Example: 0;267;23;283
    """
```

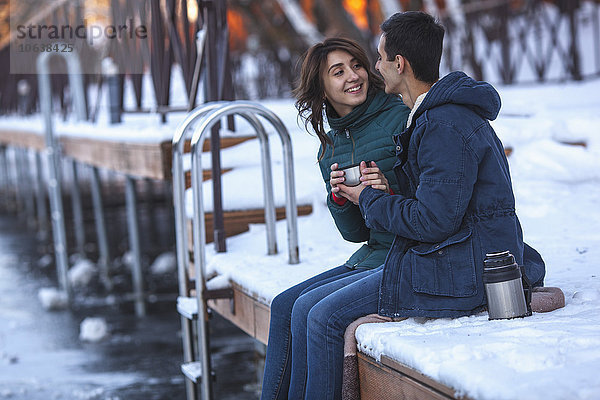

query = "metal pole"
69;160;86;255
0;146;9;210
172;102;227;295
5;149;18;214
37;49;87;300
191;120;214;400
187;103;295;400
204;0;226;252
7;149;20;213
594;2;600;76
244;114;277;255
19;149;37;229
34;152;49;239
190;102;299;264
174;100;299;400
125;175;145;317
172;102;226;400
144;178;158;249
566;0;582;81
89;166;112;290
12;149;25;219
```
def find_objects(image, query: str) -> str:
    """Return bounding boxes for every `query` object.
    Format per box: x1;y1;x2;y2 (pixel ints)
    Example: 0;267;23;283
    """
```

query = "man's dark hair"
380;11;445;84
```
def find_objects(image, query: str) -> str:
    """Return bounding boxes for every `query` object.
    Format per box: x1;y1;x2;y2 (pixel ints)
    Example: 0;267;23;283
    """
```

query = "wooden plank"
557;140;587;148
0;130;255;181
208;283;261;342
0;129;45;151
254;301;271;344
59;137;171;180
174;136;257;182
380;355;466;399
185;168;233;188
188;205;313;246
198;135;255;152
207;283;270;345
58;135;255;180
207;282;468;399
358;353;455;400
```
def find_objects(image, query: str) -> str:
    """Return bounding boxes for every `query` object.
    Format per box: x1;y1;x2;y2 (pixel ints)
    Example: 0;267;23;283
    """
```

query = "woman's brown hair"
293;37;384;161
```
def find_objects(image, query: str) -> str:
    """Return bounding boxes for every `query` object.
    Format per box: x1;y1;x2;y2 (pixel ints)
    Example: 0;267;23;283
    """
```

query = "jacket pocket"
410;228;477;297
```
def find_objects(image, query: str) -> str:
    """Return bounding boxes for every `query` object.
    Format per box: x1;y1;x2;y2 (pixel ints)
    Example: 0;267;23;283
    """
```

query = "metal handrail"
172;101;229;298
174;101;283;400
37;49;87;300
189;101;299;269
173;100;299;400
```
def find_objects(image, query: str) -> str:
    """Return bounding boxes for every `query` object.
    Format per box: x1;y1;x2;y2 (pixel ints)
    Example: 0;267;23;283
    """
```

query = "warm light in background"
83;0;111;27
343;0;368;31
187;0;198;23
227;9;247;52
300;0;315;23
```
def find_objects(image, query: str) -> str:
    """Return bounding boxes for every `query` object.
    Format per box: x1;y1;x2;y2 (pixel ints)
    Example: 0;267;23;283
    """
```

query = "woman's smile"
345;84;363;93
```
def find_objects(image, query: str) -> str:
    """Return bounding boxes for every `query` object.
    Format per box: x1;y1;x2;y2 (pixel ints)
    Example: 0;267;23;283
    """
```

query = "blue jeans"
260;265;382;400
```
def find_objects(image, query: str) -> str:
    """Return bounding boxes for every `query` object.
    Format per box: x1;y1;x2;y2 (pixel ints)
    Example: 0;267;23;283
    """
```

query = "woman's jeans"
260;265;382;400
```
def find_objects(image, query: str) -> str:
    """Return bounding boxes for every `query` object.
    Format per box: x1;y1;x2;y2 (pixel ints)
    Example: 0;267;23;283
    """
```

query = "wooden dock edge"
207;284;469;400
358;353;469;400
208;282;270;345
0;129;257;180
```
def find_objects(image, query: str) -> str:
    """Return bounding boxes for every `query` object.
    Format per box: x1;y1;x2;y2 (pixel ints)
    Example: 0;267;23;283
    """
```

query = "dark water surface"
0;212;260;400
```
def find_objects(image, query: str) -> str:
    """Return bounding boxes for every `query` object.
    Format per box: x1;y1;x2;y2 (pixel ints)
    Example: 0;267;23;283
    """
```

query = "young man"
336;11;546;317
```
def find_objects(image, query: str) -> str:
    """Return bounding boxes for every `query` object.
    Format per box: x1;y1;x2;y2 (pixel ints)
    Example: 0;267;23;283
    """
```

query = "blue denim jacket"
359;71;545;318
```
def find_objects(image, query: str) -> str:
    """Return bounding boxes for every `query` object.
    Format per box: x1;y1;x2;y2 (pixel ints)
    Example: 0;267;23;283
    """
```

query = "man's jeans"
260;265;382;400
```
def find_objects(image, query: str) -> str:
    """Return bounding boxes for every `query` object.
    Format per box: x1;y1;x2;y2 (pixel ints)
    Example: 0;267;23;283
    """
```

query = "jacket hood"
327;89;396;132
415;71;501;123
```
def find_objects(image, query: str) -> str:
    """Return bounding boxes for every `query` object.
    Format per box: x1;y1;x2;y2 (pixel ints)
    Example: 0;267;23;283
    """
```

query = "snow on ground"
1;77;599;398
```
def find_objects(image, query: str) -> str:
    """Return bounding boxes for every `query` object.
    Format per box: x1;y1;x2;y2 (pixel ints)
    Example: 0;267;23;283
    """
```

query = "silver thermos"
483;251;531;320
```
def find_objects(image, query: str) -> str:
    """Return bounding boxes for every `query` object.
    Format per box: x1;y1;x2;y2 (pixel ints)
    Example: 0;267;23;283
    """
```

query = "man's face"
375;35;400;94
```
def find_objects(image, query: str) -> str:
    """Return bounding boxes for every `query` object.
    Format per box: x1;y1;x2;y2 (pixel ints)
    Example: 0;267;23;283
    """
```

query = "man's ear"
395;55;405;74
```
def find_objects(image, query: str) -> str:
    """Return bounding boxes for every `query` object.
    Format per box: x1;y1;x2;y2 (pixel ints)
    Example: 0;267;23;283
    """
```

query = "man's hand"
334;161;390;204
359;161;390;193
336;182;365;205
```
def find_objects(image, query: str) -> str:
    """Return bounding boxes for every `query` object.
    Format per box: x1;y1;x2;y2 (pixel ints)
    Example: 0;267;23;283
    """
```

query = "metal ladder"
37;49;87;302
37;51;143;315
172;101;300;400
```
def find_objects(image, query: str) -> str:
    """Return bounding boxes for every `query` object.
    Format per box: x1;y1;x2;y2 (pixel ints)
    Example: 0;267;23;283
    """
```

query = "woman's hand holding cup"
329;163;346;195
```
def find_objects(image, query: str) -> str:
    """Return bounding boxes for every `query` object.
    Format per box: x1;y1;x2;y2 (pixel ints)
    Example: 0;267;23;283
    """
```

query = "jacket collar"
327;89;392;133
406;90;429;128
408;71;501;130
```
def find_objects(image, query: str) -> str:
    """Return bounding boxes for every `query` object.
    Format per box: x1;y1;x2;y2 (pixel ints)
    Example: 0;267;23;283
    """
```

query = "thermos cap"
483;251;522;284
484;250;516;268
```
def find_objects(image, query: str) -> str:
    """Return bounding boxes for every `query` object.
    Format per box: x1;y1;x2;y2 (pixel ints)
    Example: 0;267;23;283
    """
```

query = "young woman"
260;38;409;400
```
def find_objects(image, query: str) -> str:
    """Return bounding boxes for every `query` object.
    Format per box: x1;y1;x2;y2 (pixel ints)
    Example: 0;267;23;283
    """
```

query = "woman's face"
322;50;369;117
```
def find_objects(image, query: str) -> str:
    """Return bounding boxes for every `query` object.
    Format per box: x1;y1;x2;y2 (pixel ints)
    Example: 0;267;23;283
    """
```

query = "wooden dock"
205;282;466;399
